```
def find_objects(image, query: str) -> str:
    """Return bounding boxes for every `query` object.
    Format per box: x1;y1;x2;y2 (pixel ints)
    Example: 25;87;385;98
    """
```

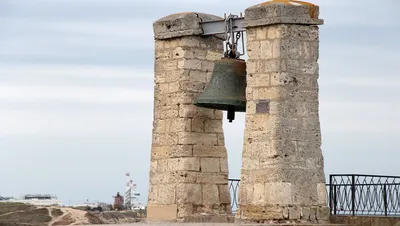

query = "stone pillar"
147;12;232;222
237;2;329;224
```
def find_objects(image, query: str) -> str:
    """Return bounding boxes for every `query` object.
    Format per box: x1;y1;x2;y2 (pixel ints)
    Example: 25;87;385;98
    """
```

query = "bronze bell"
194;58;246;122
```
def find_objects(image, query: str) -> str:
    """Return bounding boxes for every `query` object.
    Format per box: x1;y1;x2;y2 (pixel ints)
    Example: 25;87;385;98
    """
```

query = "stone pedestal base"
236;205;330;225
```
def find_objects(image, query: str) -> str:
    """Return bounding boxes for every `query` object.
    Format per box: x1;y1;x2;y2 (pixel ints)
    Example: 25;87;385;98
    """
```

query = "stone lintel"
243;2;324;28
153;12;224;40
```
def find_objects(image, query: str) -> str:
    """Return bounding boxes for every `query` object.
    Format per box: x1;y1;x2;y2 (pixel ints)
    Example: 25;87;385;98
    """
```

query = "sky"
0;0;399;205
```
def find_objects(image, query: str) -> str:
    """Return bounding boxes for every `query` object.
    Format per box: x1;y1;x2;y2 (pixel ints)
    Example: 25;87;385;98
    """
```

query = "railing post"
329;175;333;215
351;175;356;216
383;184;388;216
333;185;337;215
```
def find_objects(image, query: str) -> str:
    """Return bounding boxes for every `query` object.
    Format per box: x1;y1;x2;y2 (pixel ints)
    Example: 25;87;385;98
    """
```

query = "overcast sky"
0;0;399;205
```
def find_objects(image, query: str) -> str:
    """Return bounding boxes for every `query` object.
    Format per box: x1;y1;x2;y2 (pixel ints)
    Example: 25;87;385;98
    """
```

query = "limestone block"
281;25;319;41
161;60;178;71
152;133;178;146
158;184;176;204
153;120;166;134
309;207;317;221
286;59;300;73
252;87;284;100
176;183;202;204
246;60;264;74
200;157;220;172
163;39;180;49
151;146;169;160
202;184;219;205
260;40;273;58
301;207;311;220
172;47;188;59
256;27;268;40
241;157;260;170
243;3;323;28
282;206;289;219
149;171;167;184
245;101;257;115
180;157;201;171
155;40;164;49
246;28;256;41
247;73;270;87
178;59;202;70
242;141;269;158
166;171;197;184
169;145;193;158
253;183;265;205
188;70;208;83
269;138;297;156
301;61;319;74
206;50;222;61
155;49;173;60
201;60;215;72
265;59;286;73
168;92;198;105
204;120;223;133
179;37;201;47
177;204;194;219
267;25;280;39
147;204;177;222
270;72;295;86
153;12;223;40
168;157;200;172
244;114;268;131
218;184;231;204
164;70;189;83
272;39;281;58
178;132;217;145
247;41;261;59
157;159;169;172
289;89;318;101
303;116;321;132
148;185;158;204
317;183;328;205
150;160;158;173
289;206;301;220
191;118;205;132
168;81;180;93
154;105;179;119
195;172;228;184
192;49;207;60
318;206;330;221
168;118;191;133
217;132;225;145
220;158;228;173
179;104;215;119
243;131;270;144
193;145;227;157
265;182;292;205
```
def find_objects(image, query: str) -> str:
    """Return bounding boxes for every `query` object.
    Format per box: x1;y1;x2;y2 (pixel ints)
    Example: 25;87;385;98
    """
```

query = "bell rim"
193;101;246;112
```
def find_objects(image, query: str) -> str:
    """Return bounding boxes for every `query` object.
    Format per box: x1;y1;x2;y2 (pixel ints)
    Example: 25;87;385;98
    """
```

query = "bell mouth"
193;101;246;112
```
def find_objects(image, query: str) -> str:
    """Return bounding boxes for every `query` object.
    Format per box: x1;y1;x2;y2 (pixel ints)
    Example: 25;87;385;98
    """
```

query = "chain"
224;15;242;59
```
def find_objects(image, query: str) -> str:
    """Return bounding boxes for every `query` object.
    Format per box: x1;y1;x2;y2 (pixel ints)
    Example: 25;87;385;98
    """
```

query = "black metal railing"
228;179;240;211
229;174;400;217
328;174;400;216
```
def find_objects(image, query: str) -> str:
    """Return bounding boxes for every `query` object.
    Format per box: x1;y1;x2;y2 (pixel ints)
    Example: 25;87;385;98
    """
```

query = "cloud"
0;104;153;136
0;64;153;79
320;101;400;134
0;84;153;103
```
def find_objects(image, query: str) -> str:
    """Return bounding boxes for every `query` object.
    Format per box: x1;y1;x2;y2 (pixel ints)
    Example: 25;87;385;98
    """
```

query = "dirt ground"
0;202;144;225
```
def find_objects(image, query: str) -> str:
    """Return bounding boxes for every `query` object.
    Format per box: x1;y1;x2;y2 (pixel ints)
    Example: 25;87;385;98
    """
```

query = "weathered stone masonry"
237;2;329;224
147;13;232;222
